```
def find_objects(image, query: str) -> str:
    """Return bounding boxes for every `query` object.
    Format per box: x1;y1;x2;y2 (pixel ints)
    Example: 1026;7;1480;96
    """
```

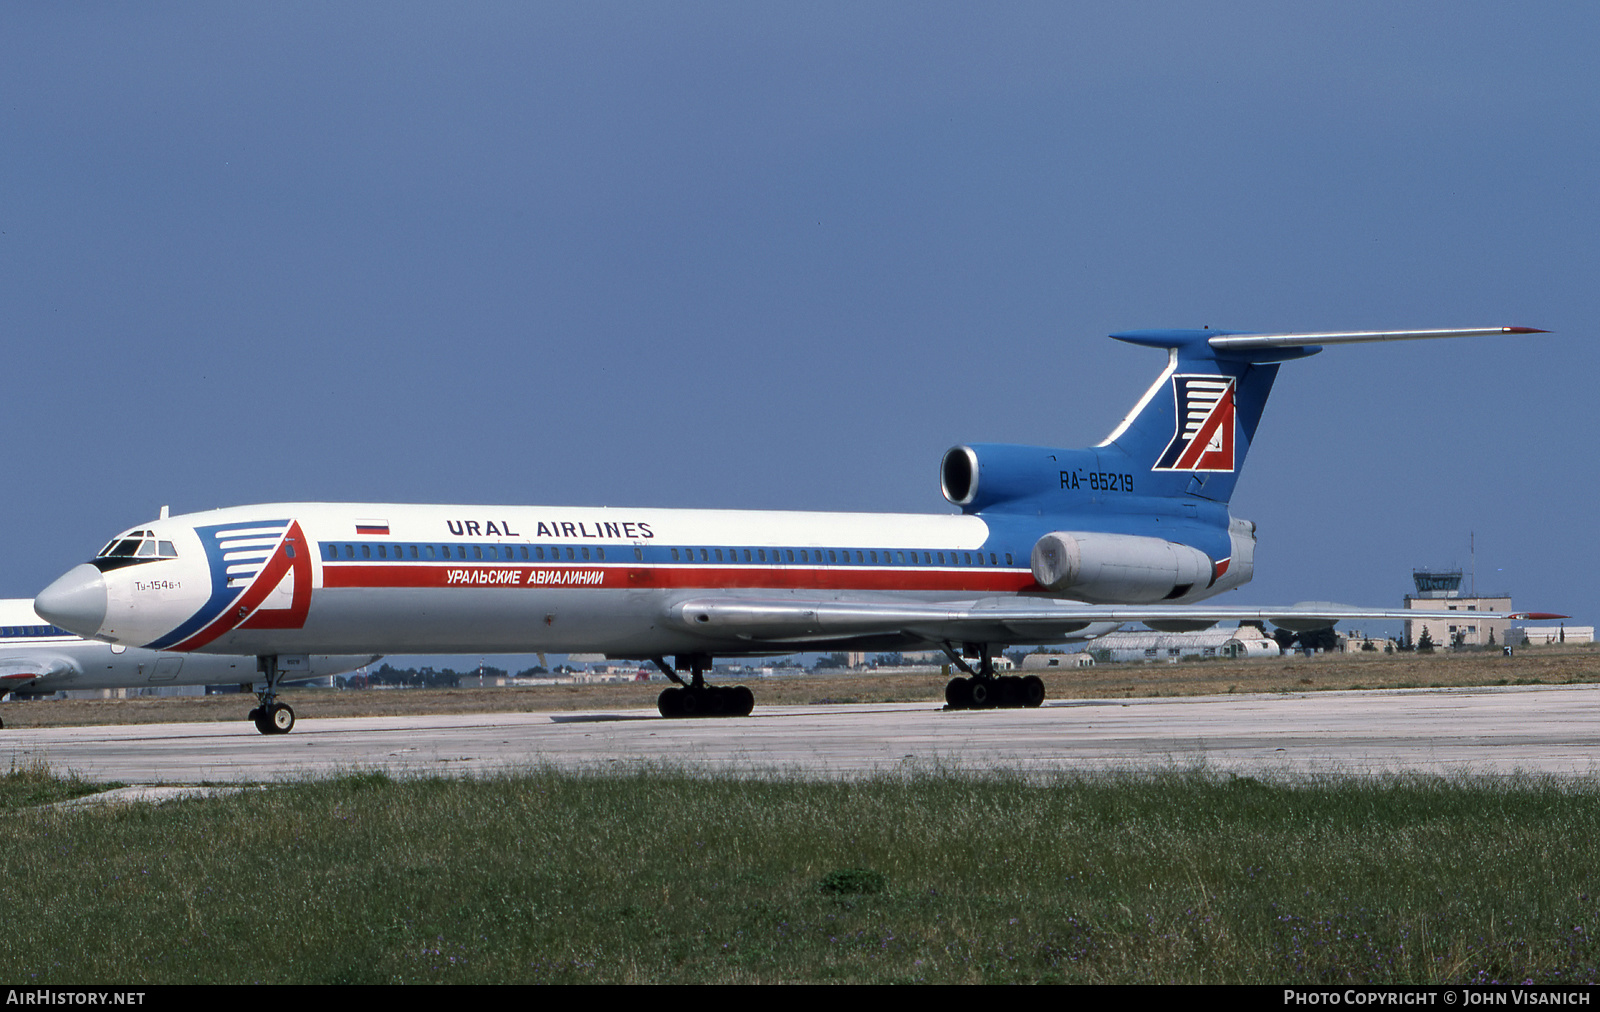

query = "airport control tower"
1403;568;1511;649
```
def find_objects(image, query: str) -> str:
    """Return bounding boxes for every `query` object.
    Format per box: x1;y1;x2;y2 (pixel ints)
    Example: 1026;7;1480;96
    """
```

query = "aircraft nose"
35;564;108;638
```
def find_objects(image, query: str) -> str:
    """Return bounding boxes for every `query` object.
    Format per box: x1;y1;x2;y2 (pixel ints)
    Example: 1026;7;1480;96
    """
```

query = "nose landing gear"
248;701;296;735
248;655;301;735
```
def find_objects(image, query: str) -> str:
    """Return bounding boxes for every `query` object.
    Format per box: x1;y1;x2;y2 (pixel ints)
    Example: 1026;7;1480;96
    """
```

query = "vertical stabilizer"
1096;330;1305;504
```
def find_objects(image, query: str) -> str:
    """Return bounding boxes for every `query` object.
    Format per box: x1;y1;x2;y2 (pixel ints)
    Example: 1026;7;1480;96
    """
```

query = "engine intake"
940;446;980;506
1030;531;1214;604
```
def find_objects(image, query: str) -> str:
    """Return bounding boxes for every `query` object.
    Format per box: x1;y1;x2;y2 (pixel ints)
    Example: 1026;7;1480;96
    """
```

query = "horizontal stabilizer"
1208;327;1546;352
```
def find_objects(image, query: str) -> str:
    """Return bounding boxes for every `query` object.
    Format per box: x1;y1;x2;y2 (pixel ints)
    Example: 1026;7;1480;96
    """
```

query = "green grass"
3;766;1600;983
0;757;119;810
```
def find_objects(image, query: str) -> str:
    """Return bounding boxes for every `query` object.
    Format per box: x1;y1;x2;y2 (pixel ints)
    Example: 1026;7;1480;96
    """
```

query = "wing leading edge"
662;596;1564;645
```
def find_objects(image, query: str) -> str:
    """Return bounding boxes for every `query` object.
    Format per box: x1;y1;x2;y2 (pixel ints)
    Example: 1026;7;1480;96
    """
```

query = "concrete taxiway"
7;683;1600;784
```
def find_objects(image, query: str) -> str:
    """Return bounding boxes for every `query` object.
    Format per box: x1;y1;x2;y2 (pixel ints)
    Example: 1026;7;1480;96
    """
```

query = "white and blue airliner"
34;326;1558;733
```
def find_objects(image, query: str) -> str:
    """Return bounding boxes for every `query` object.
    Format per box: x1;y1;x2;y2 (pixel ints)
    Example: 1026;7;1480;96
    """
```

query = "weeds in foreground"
2;766;1598;983
0;757;116;810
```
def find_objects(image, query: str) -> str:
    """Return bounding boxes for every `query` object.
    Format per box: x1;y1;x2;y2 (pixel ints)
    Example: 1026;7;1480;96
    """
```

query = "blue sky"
5;3;1595;668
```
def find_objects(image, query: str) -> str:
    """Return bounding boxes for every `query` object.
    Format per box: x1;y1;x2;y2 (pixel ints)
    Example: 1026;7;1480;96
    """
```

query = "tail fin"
1096;327;1544;505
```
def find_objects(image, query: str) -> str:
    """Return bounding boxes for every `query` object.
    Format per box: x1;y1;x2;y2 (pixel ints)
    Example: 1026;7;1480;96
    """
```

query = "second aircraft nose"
35;564;108;638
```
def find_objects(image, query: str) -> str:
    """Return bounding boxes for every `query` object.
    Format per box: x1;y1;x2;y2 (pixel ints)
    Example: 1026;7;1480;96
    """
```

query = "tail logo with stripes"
1152;374;1237;473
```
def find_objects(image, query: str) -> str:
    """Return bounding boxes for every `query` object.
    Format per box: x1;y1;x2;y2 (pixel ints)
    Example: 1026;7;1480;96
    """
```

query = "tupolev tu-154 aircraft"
34;326;1559;734
0;598;378;727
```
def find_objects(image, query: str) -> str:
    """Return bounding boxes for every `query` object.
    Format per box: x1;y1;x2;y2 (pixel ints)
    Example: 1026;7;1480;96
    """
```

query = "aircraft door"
149;655;184;683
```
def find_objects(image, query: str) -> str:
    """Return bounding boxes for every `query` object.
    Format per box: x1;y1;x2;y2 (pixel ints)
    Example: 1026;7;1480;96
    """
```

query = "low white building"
1019;652;1096;670
1509;625;1594;646
1088;625;1281;663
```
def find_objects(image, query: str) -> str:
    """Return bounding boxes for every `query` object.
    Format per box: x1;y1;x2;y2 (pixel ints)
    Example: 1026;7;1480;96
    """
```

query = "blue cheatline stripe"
317;541;1022;568
0;625;74;638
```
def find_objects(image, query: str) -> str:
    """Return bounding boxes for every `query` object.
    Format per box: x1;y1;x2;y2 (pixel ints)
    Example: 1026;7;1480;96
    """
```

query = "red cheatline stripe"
321;564;1039;593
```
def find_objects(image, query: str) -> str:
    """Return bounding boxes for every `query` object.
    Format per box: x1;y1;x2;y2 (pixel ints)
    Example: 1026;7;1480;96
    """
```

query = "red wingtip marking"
1517;612;1569;620
1503;327;1550;334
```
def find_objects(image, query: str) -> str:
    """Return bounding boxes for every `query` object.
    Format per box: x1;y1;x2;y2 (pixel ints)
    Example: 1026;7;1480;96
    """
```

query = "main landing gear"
652;655;755;718
941;643;1045;711
247;655;297;735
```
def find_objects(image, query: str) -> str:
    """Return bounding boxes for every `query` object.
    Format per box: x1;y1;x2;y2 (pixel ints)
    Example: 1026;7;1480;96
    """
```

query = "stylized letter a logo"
1152;375;1236;472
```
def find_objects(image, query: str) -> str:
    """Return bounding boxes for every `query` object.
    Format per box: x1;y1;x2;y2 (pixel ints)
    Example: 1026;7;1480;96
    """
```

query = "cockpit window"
96;531;178;560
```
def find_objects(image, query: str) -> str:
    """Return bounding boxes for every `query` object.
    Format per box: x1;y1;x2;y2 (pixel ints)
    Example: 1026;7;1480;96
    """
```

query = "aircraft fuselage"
47;502;1219;657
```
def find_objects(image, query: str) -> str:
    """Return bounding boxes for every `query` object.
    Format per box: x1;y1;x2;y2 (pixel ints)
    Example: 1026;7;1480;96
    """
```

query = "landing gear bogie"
939;642;1048;711
943;674;1046;711
657;684;754;718
650;655;755;719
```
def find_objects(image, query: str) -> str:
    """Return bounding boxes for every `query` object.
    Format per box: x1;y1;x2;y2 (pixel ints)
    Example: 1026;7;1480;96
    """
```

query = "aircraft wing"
0;655;75;691
663;596;1564;644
